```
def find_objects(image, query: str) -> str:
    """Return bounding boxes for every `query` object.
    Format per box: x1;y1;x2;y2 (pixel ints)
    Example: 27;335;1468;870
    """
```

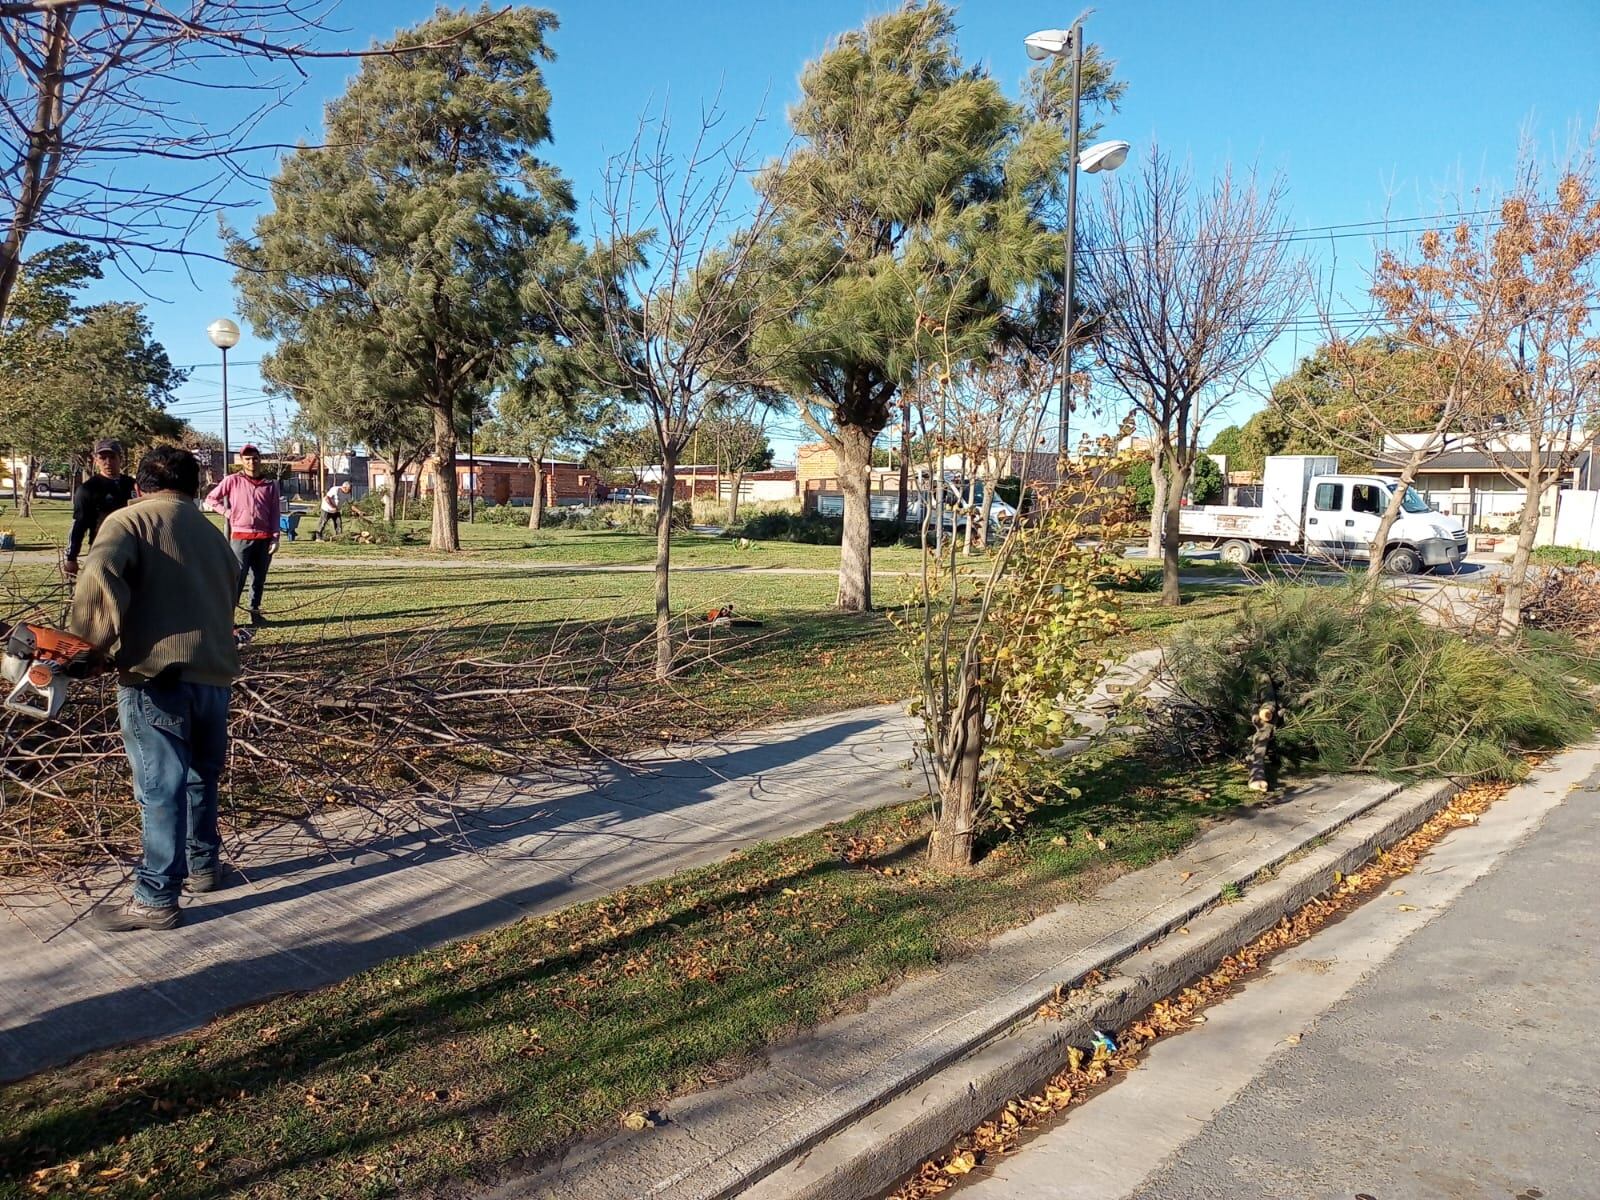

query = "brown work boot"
186;864;235;894
90;898;181;932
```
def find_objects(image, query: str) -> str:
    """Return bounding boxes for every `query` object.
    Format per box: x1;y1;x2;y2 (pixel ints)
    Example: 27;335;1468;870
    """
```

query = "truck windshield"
1394;485;1432;514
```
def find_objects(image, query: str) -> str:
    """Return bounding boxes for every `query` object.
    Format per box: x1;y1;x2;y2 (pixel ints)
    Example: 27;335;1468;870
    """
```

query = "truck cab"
1304;474;1467;572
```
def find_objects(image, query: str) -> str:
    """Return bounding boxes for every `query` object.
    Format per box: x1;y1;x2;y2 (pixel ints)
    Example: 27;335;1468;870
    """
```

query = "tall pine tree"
757;1;1120;610
229;5;582;551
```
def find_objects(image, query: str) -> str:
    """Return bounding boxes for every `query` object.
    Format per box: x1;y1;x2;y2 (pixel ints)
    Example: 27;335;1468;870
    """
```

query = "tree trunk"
429;405;460;552
1363;463;1424;592
726;469;743;526
18;455;36;518
654;454;678;680
1146;446;1166;559
896;395;911;527
929;672;983;871
1161;455;1190;607
0;13;69;326
1498;470;1547;640
382;484;396;523
528;447;549;530
836;425;874;612
977;472;994;551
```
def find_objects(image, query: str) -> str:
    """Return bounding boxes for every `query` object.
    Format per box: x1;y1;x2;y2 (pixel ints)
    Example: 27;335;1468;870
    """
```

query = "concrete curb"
743;777;1459;1200
490;775;1455;1200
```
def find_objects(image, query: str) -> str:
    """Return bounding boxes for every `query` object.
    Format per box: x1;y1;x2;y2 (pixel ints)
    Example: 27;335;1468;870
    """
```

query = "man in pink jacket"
204;444;281;626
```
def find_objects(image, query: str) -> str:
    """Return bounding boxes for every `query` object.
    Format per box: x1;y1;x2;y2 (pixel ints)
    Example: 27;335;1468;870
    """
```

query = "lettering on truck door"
1305;480;1345;561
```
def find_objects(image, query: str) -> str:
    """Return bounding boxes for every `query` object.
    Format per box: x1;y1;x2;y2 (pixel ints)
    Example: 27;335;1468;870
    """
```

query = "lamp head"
1024;28;1073;60
1079;140;1131;174
206;318;241;351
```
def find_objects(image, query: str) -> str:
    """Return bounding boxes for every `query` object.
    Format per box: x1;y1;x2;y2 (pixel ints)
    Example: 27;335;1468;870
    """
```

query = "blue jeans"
117;680;230;907
232;537;272;610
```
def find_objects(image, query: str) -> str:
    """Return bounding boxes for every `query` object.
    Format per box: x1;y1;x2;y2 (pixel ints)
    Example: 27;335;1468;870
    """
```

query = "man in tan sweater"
71;445;241;932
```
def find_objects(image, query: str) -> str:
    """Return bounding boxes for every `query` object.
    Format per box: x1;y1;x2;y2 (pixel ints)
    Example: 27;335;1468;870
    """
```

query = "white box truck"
1179;454;1467;573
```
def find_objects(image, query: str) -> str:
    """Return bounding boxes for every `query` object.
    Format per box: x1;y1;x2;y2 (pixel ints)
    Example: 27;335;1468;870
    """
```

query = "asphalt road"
963;758;1600;1200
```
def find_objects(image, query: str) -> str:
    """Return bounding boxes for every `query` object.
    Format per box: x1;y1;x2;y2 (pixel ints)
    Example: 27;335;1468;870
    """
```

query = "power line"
1079;203;1547;260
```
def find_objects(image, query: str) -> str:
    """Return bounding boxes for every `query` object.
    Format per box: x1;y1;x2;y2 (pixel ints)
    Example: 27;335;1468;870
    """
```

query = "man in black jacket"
63;438;136;578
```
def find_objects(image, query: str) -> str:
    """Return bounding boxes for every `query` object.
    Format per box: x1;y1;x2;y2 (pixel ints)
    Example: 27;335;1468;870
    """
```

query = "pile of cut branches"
1516;564;1600;636
1161;584;1592;781
0;577;666;887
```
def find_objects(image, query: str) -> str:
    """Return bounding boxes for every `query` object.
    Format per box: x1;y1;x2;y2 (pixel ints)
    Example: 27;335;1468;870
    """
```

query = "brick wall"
474;460;594;504
796;443;838;489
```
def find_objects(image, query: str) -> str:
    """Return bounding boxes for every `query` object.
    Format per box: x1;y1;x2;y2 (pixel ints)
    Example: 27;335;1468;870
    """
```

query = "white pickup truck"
1179;454;1468;573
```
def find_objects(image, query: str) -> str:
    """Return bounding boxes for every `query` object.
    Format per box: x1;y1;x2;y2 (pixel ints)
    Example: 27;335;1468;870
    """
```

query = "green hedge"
730;510;915;547
1528;545;1600;567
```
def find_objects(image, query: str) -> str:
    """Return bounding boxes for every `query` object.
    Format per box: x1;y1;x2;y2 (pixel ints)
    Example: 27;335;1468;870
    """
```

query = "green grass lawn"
1;497;929;573
0;742;1258;1200
1;544;1245;740
249;564;921;735
0;517;1261;1197
1;496;1244;739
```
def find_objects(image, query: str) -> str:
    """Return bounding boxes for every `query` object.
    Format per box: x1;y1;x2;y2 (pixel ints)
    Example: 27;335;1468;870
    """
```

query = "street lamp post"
1025;23;1129;463
206;318;241;477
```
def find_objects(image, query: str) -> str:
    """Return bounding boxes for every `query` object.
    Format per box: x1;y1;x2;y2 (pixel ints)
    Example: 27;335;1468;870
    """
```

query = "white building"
1377;432;1600;547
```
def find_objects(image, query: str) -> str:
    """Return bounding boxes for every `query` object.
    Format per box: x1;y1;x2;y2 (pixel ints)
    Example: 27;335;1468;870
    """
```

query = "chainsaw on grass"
700;604;763;630
1;623;97;720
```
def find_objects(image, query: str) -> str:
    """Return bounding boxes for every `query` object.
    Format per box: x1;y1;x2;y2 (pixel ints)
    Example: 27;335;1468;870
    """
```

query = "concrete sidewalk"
0;651;1161;1082
500;772;1436;1200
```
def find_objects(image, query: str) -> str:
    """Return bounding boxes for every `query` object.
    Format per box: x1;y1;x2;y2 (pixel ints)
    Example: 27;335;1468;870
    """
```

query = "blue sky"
88;0;1600;457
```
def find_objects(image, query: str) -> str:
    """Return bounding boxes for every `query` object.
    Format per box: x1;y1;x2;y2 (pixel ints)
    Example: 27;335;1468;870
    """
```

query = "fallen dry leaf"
943;1152;977;1176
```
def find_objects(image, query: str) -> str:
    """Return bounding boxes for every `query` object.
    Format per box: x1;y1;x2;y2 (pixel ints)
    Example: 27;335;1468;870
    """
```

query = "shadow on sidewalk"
0;715;904;1083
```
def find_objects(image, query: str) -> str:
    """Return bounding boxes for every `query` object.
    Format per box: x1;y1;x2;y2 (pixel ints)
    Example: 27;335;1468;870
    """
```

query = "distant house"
797;439;1073;515
1376;432;1600;539
796;443;900;513
1;454;37;497
379;453;600;507
633;463;797;503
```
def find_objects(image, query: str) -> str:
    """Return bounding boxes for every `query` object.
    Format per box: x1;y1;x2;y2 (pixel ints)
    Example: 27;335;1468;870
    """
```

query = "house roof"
1375;449;1583;473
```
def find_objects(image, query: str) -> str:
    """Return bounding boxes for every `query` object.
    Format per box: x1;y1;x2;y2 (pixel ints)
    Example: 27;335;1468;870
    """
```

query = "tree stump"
1248;675;1280;793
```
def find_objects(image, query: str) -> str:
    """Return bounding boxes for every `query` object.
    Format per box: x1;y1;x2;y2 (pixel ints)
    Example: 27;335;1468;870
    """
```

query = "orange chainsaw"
1;623;97;720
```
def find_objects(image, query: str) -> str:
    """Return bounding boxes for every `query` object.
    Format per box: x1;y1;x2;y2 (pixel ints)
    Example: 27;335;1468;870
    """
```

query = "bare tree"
1078;149;1306;605
928;345;1057;554
565;104;790;679
0;1;489;324
1468;146;1600;637
1278;311;1500;588
699;388;781;525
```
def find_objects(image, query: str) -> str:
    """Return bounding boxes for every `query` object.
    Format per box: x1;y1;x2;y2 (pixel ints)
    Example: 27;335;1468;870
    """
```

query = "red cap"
238;444;261;456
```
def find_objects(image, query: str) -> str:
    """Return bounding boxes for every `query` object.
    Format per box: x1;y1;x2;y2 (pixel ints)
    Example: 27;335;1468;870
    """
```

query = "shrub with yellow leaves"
895;438;1141;870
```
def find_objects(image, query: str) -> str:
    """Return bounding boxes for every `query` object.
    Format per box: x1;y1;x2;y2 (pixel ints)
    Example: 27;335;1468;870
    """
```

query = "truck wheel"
1220;539;1254;566
1383;546;1423;575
